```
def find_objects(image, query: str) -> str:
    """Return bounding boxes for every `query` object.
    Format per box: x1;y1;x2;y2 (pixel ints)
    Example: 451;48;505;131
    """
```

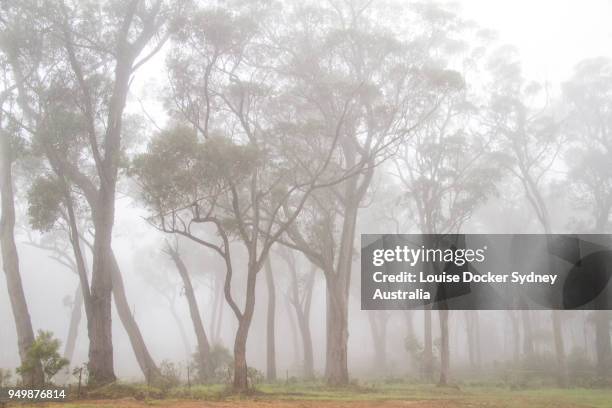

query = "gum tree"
0;0;44;385
563;57;612;377
274;1;468;385
483;45;568;387
9;0;179;384
132;3;353;390
392;82;502;384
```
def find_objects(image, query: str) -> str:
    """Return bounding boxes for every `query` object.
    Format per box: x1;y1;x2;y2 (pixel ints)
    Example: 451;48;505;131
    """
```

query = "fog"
1;0;612;391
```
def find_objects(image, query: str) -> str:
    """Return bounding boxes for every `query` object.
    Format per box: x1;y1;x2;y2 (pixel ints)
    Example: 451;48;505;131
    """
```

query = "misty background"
1;0;612;388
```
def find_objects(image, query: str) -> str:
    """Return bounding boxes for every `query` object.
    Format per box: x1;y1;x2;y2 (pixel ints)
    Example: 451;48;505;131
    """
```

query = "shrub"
192;344;233;383
157;360;182;390
16;331;69;385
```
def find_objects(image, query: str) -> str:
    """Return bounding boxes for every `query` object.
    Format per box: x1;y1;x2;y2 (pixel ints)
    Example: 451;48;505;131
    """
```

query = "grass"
9;382;612;408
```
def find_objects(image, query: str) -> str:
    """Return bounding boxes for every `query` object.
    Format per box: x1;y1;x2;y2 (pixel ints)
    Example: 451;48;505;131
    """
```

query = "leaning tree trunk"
110;253;161;383
0;134;42;386
265;258;277;381
167;247;210;380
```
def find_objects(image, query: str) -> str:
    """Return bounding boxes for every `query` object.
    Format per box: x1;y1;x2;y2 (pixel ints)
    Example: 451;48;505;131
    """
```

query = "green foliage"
131;125;260;215
209;344;233;382
247;366;264;386
192;344;234;383
27;176;64;232
16;330;69;385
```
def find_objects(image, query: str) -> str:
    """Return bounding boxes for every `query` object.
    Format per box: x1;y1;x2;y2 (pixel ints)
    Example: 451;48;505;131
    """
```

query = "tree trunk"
521;309;534;355
298;268;315;379
406;310;414;340
215;279;225;343
87;199;116;384
595;312;612;376
64;283;83;362
367;311;388;373
438;308;450;386
465;311;475;368
474;311;481;367
210;271;223;345
109;253;161;383
423;307;434;380
552;310;568;387
233;319;250;390
167;246;210;379
324;197;359;387
265;257;277;381
232;264;258;391
0;134;42;386
0;133;44;386
509;311;520;362
325;275;349;386
286;296;301;368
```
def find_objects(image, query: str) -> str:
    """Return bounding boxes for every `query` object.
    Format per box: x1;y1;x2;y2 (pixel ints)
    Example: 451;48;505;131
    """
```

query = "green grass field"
8;382;612;408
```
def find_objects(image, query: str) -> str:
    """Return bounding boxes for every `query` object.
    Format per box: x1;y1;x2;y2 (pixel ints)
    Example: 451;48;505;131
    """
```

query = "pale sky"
459;0;612;84
133;1;612;113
